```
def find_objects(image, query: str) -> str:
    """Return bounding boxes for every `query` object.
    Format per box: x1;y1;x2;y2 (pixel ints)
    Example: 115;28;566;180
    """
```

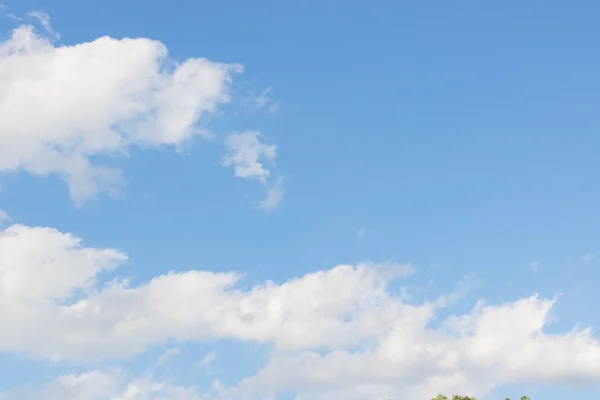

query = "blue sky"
0;1;599;399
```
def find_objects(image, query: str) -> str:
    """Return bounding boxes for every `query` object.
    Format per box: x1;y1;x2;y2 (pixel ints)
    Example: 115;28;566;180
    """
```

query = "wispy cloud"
267;101;280;114
157;347;180;365
356;226;375;239
529;261;540;271
250;86;280;114
198;350;217;370
580;253;596;264
0;210;11;225
27;11;60;40
434;273;482;307
357;226;367;239
0;3;21;20
259;178;285;211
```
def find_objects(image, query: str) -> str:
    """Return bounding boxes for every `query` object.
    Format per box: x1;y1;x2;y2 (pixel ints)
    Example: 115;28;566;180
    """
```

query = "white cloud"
1;222;600;400
236;295;600;400
223;132;275;183
0;24;240;204
223;132;284;209
0;222;413;361
9;9;600;400
27;11;59;40
0;224;126;303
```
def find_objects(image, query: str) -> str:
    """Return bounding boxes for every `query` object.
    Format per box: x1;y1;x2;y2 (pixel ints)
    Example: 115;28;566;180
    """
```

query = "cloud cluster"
1;221;600;399
0;223;413;361
1;11;600;400
238;297;600;400
0;24;239;203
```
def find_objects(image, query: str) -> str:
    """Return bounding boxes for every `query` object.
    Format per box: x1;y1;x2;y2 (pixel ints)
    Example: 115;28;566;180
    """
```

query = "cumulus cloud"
0;224;126;303
0;24;240;204
0;222;413;361
236;294;600;400
223;132;284;210
1;222;600;399
8;9;600;400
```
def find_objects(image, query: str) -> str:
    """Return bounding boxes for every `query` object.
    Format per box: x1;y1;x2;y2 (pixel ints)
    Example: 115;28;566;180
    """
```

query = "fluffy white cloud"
0;222;413;361
223;132;284;209
0;224;126;301
0;23;240;203
223;132;276;183
2;222;600;400
10;9;599;400
236;295;600;400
